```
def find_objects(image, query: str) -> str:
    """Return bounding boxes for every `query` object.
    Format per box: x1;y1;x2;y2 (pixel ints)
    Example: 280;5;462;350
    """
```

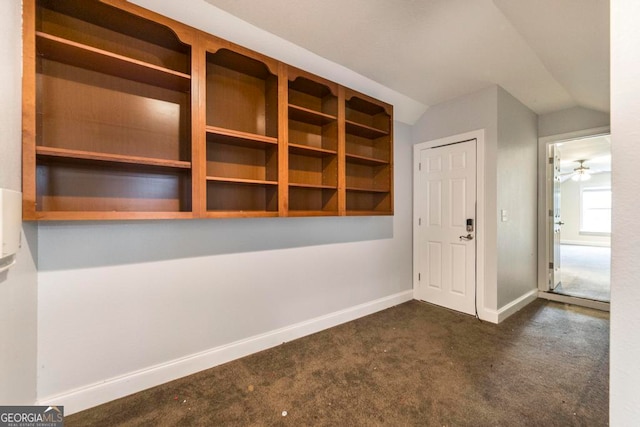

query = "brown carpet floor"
67;299;609;426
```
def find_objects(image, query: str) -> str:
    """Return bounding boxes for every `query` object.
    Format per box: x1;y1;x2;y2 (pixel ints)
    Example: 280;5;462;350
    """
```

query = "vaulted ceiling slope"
203;0;610;115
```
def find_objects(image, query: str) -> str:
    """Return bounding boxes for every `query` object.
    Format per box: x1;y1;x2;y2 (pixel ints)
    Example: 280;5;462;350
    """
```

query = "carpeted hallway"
556;244;611;302
67;299;609;426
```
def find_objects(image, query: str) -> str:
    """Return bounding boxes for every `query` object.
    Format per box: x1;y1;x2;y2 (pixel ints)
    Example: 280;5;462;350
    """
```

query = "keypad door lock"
466;218;474;232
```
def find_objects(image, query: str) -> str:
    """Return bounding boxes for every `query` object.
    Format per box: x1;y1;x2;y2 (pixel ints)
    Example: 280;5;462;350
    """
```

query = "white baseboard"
38;290;414;415
561;240;610;247
480;289;538;324
538;291;610;311
497;289;539;323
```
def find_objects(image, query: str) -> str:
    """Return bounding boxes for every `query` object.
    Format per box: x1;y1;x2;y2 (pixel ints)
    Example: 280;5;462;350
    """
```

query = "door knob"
555;221;565;226
459;234;473;241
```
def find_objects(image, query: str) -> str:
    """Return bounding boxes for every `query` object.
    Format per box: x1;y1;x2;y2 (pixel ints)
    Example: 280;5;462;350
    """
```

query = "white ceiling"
203;0;610;116
558;135;611;176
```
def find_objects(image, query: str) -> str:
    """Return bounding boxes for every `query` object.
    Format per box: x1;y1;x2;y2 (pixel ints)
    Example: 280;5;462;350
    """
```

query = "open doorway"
538;130;611;309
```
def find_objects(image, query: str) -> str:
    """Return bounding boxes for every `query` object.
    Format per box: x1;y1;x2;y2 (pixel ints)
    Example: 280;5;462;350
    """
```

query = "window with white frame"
580;187;611;233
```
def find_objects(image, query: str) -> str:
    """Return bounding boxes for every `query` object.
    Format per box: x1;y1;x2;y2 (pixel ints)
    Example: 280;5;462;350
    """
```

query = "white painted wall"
0;0;39;405
610;0;640;422
31;1;420;412
412;86;498;310
496;88;538;307
132;0;427;125
538;106;609;138
560;173;611;246
412;86;499;311
412;85;538;314
37;123;413;412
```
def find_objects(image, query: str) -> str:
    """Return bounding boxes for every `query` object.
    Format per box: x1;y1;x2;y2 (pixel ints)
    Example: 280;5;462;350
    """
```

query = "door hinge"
549;262;554;269
419;162;422;171
419;218;421;226
418;273;421;281
549;209;553;217
548;157;554;164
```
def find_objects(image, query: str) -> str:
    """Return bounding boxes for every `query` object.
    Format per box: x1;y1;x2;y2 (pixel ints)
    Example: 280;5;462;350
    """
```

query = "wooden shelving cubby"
25;0;194;219
206;49;278;139
344;90;393;215
204;45;279;216
287;70;339;215
205;128;278;214
23;0;393;220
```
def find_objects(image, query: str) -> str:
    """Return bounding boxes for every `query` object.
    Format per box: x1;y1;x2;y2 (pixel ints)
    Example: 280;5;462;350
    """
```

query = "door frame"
413;129;487;319
537;126;611;311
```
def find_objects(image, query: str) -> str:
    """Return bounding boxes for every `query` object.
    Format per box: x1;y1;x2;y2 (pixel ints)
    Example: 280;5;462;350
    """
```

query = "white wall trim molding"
479;289;538;324
538;291;609;312
561;240;611;248
538;126;611;146
537;126;611;292
479;309;499;324
497;289;538;323
37;290;413;415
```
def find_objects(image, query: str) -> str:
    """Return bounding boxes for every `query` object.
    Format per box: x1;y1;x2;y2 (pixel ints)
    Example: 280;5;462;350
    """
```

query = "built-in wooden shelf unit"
344;89;393;215
286;68;339;216
22;0;393;220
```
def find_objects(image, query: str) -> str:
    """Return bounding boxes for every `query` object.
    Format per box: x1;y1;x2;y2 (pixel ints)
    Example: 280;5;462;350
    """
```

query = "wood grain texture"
22;0;38;219
343;88;393;215
36;162;191;212
191;33;207;217
23;0;394;220
277;62;288;215
206;181;278;212
38;60;190;160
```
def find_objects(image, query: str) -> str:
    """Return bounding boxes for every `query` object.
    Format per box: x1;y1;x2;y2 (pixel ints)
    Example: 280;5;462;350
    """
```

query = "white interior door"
415;139;477;315
550;144;562;289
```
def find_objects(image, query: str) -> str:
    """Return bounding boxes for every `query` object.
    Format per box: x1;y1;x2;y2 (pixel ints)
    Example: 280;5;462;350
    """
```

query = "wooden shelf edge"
36;146;191;169
289;183;337;190
346;210;393;216
206;126;278;145
206;176;278;186
37;32;191;91
205;211;279;218
346;187;390;193
288;143;337;157
288;210;340;217
288;104;337;124
345;120;389;138
32;211;194;221
345;153;390;165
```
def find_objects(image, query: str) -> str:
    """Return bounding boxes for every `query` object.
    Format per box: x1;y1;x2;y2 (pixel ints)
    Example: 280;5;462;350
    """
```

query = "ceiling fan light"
571;171;591;181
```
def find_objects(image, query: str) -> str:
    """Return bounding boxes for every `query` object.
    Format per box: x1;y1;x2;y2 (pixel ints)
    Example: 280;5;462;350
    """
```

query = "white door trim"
413;129;487;320
536;126;611;310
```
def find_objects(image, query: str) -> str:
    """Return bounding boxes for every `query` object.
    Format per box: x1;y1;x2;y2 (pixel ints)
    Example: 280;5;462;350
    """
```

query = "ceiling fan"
560;159;597;182
571;160;591;181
